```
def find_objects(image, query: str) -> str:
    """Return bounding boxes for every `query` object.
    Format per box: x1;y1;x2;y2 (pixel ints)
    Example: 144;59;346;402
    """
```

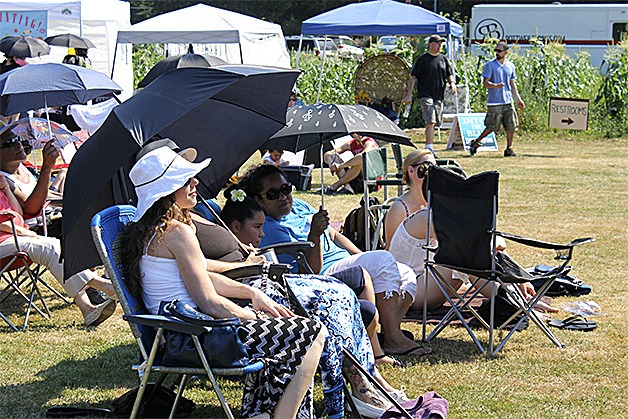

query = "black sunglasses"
183;178;193;187
260;182;293;200
0;136;20;149
494;49;506;53
411;161;434;179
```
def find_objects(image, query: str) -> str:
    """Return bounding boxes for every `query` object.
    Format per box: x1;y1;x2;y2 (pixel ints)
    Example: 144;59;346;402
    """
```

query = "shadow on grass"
399;336;486;366
0;342;241;417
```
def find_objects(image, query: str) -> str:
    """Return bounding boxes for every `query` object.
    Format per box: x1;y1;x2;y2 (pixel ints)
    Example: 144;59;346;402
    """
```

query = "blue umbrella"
0;63;121;115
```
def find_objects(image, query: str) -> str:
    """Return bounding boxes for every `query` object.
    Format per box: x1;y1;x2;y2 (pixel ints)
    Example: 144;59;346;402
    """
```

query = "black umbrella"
264;103;414;205
44;33;96;49
0;63;121;115
138;52;227;88
0;35;50;58
62;65;299;278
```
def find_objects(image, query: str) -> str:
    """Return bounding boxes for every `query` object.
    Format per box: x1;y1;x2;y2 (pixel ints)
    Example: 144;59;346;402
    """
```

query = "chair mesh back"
91;206;154;348
363;148;387;180
427;166;499;272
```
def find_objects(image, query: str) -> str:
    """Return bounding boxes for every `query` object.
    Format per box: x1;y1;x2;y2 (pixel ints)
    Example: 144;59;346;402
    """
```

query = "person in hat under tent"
120;145;326;418
403;34;457;157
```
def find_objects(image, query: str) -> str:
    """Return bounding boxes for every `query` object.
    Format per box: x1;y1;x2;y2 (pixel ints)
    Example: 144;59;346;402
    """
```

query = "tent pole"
110;42;119;79
239;42;244;64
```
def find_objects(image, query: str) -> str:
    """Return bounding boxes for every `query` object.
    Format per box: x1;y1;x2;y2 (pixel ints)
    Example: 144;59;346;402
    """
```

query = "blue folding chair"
91;205;264;419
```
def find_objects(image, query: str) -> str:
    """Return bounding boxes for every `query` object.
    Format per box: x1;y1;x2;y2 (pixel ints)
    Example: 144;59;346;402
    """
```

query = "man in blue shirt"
469;41;525;157
241;164;432;358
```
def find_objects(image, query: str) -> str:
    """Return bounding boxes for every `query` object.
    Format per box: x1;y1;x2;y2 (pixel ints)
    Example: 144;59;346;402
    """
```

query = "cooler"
283;164;314;191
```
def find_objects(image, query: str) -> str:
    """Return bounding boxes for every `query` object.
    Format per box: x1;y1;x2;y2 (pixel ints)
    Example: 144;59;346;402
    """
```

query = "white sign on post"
549;97;589;130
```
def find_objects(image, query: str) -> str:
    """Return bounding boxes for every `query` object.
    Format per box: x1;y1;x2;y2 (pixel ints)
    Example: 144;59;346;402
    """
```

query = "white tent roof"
117;3;281;44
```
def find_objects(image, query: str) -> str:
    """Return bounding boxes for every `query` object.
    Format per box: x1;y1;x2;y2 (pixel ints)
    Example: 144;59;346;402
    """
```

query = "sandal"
374;354;406;368
385;345;433;357
547;315;597;332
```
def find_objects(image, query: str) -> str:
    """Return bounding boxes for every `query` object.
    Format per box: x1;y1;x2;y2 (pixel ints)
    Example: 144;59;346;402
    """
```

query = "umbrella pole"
43;95;67;164
320;137;325;210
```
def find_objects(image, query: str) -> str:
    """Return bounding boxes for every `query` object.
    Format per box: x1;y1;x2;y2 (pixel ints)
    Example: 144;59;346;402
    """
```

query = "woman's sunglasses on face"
0;136;20;149
260;182;293;200
411;161;434;178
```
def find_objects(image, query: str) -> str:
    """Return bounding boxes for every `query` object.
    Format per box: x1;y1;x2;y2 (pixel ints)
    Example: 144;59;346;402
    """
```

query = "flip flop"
374;354;406;368
547;315;597;332
386;345;433;357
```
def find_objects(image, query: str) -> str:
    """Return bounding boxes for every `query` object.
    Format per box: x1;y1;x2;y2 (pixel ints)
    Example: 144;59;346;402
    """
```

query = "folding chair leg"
192;335;235;419
170;374;190;419
0;310;18;331
131;328;165;419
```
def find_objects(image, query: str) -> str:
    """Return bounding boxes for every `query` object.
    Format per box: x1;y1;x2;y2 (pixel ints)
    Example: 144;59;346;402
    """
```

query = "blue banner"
0;10;48;39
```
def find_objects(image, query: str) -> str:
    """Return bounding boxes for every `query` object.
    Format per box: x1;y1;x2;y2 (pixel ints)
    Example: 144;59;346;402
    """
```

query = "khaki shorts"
485;103;519;132
419;97;443;126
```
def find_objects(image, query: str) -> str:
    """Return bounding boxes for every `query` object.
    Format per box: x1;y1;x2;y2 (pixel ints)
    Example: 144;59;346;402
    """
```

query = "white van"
469;3;628;69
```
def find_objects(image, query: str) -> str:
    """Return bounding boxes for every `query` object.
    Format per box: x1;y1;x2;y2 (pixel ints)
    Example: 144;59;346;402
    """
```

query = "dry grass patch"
1;134;626;418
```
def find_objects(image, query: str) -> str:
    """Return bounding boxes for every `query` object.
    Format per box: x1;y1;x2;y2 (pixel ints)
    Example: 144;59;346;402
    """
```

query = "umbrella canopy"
62;65;299;278
137;53;227;88
0;36;50;58
265;103;414;151
0;63;121;115
44;34;96;49
1;117;80;150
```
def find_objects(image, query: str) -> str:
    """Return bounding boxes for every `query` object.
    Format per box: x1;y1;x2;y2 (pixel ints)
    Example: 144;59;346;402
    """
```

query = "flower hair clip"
230;189;246;202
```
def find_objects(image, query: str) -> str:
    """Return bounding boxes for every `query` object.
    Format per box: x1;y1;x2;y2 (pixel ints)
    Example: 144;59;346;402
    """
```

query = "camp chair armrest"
124;314;208;336
497;231;594;250
258;241;315;255
0;210;16;223
222;263;292;280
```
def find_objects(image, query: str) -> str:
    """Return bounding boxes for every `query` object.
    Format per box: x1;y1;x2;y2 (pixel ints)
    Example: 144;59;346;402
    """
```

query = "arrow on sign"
561;117;575;125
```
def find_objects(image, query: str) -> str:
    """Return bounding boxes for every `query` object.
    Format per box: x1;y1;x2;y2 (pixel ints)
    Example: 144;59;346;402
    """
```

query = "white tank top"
389;208;436;277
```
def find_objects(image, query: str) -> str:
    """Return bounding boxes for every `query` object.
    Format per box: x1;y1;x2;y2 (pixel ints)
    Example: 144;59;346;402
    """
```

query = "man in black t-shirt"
404;35;456;156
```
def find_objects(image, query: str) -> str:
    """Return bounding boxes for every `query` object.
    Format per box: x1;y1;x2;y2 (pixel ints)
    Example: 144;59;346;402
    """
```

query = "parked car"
378;36;398;53
329;35;364;58
285;36;337;56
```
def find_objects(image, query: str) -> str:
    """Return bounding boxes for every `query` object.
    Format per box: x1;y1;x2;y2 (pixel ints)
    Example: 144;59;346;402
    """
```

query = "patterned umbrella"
264;103;413;206
265;103;413;151
0;35;50;58
2;117;79;150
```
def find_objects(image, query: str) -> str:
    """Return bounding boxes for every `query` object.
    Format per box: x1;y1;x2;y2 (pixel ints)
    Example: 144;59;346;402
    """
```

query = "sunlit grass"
1;132;626;418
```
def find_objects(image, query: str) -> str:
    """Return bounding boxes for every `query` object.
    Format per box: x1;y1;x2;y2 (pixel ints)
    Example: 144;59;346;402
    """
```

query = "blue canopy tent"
301;0;463;38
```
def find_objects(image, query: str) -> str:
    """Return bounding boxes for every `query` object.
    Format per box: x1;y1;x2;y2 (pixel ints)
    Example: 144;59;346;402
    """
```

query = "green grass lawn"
1;131;626;418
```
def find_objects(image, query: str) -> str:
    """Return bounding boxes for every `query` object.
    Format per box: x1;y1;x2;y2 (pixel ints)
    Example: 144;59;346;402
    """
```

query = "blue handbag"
158;300;250;369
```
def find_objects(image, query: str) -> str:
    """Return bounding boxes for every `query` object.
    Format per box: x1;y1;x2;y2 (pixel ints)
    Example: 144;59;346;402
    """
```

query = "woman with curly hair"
121;146;325;419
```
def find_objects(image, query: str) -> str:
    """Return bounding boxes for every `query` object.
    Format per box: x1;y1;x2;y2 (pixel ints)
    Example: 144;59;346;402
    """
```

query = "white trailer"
469;3;628;68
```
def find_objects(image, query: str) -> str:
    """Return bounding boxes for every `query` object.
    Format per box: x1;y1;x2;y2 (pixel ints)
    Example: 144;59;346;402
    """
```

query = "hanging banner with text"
549;97;589;130
447;113;497;151
0;10;48;38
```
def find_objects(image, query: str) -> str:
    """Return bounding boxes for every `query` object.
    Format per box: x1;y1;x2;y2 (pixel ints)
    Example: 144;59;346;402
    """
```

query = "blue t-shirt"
482;59;517;105
261;199;349;273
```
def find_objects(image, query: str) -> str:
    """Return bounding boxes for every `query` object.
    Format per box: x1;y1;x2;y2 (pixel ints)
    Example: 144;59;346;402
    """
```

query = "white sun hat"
130;146;211;222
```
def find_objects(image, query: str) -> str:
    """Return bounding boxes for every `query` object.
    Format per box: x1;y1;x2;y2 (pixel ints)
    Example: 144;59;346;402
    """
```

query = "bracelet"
0;185;8;191
254;310;268;320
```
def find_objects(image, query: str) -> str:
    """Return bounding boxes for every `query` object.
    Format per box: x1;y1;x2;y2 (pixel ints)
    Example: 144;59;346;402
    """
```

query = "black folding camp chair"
422;166;594;356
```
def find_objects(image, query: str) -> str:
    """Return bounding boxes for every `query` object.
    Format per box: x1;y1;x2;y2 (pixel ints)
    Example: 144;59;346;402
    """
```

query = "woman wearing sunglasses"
384;149;436;249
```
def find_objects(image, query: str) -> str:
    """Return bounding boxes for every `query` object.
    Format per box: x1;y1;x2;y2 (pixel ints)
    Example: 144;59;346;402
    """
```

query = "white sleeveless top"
389;208;436;278
1;164;37;196
139;230;205;314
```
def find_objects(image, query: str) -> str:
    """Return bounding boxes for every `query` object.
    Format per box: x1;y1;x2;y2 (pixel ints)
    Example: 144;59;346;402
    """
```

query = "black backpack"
340;196;384;251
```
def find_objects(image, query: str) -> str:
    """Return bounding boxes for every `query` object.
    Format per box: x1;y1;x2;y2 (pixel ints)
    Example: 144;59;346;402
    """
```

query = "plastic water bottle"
402;103;411;118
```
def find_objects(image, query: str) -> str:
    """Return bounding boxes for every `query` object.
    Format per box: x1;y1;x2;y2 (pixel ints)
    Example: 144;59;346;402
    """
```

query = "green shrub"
132;44;165;89
594;41;628;137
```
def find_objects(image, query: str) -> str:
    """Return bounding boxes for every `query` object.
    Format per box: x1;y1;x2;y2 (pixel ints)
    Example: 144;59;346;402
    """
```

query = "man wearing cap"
404;34;456;157
469;41;525;157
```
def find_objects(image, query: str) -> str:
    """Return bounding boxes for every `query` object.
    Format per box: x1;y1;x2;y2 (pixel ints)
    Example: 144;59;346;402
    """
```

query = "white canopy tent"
0;0;133;99
115;3;290;69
